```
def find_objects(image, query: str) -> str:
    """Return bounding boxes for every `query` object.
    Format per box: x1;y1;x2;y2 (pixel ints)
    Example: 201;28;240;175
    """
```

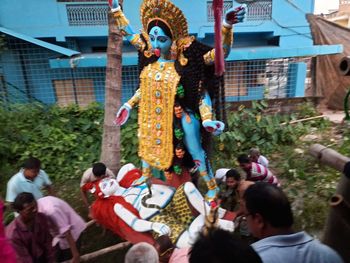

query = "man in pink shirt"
6;192;55;263
37;196;86;263
237;154;279;186
0;199;16;263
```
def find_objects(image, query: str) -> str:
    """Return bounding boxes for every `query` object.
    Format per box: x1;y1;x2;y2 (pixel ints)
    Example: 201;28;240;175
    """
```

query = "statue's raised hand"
108;0;120;10
202;120;225;136
224;4;246;26
114;103;131;126
152;222;171;236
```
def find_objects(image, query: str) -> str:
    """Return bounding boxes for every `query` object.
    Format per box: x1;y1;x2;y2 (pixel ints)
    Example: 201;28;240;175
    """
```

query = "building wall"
0;0;320;105
0;0;315;47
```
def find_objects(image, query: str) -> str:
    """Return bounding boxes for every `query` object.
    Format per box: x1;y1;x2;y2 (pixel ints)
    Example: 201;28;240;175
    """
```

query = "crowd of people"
0;149;345;263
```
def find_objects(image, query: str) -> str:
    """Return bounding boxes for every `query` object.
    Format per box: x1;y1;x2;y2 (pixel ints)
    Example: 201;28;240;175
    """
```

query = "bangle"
111;6;121;13
223;20;233;29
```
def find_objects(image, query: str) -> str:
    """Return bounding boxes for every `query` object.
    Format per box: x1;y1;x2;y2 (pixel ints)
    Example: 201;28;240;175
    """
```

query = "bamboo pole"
308;144;350;263
280;115;325;126
62;242;131;263
80;242;130;262
86;220;95;228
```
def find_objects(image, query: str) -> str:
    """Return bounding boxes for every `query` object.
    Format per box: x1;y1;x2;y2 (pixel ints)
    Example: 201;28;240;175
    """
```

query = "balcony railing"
207;0;272;22
66;1;272;27
207;1;234;22
66;4;108;26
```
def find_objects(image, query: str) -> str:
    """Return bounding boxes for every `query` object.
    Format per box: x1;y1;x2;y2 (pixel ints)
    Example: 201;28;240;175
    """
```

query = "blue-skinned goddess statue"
111;0;246;200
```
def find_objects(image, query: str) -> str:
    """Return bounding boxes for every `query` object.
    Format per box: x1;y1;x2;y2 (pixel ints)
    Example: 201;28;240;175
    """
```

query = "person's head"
12;192;37;224
92;162;107;178
242;182;294;239
225;169;241;189
124;242;159;263
22;157;41;181
189;228;262;263
249;148;260;163
147;20;173;58
154;235;175;263
237;154;252;171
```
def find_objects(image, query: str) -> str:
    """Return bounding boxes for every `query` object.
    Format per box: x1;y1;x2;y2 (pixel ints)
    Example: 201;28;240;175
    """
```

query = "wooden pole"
62;242;131;263
280;115;325;126
80;242;130;262
86;220;95;228
308;144;350;263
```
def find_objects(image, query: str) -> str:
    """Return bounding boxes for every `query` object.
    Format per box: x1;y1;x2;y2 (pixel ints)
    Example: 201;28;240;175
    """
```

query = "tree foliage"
0;103;103;184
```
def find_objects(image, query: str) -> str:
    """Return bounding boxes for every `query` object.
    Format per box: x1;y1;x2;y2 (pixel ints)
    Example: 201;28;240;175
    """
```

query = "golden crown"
140;0;189;41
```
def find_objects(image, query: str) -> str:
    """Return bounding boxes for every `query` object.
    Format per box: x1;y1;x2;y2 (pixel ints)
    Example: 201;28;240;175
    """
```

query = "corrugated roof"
0;26;80;57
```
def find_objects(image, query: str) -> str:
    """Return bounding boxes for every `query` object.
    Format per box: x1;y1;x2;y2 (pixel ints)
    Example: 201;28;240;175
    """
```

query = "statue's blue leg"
181;113;219;201
132;160;152;185
141;160;152;177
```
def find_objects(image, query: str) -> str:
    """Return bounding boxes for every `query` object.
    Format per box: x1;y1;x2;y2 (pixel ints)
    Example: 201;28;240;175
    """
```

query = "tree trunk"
100;10;123;174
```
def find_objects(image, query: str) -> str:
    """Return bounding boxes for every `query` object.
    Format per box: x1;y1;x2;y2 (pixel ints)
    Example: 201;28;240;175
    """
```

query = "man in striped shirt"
237;154;279;186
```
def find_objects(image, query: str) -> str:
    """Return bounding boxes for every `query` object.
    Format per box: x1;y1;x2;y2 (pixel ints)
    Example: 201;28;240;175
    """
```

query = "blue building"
0;0;342;106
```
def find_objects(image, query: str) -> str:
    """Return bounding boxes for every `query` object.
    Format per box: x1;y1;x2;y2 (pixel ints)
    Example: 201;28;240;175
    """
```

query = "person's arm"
64;230;80;263
45;184;55;196
41;170;55;196
5;179;17;203
80;187;93;218
80;188;90;210
39;214;55;263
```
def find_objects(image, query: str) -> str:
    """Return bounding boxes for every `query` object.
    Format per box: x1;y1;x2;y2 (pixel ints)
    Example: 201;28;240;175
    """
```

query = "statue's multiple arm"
114;89;141;125
203;4;246;65
111;0;246;131
110;0;148;52
200;4;246;135
200;91;225;136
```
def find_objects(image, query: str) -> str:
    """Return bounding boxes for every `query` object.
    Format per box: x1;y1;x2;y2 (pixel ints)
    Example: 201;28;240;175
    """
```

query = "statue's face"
99;178;119;197
149;26;172;57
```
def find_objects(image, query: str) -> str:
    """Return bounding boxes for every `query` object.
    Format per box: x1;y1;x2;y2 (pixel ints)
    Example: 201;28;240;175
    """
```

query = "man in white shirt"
249;148;269;168
80;162;115;215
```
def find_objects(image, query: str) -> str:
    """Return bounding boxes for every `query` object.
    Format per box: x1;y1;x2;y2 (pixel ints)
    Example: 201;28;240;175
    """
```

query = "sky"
314;0;339;14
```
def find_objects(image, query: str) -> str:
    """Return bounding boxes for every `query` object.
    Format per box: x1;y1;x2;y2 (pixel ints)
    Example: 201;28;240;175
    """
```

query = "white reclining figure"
87;164;236;247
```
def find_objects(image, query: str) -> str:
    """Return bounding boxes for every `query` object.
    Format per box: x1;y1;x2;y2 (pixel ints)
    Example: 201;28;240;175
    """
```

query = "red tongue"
154;49;161;57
